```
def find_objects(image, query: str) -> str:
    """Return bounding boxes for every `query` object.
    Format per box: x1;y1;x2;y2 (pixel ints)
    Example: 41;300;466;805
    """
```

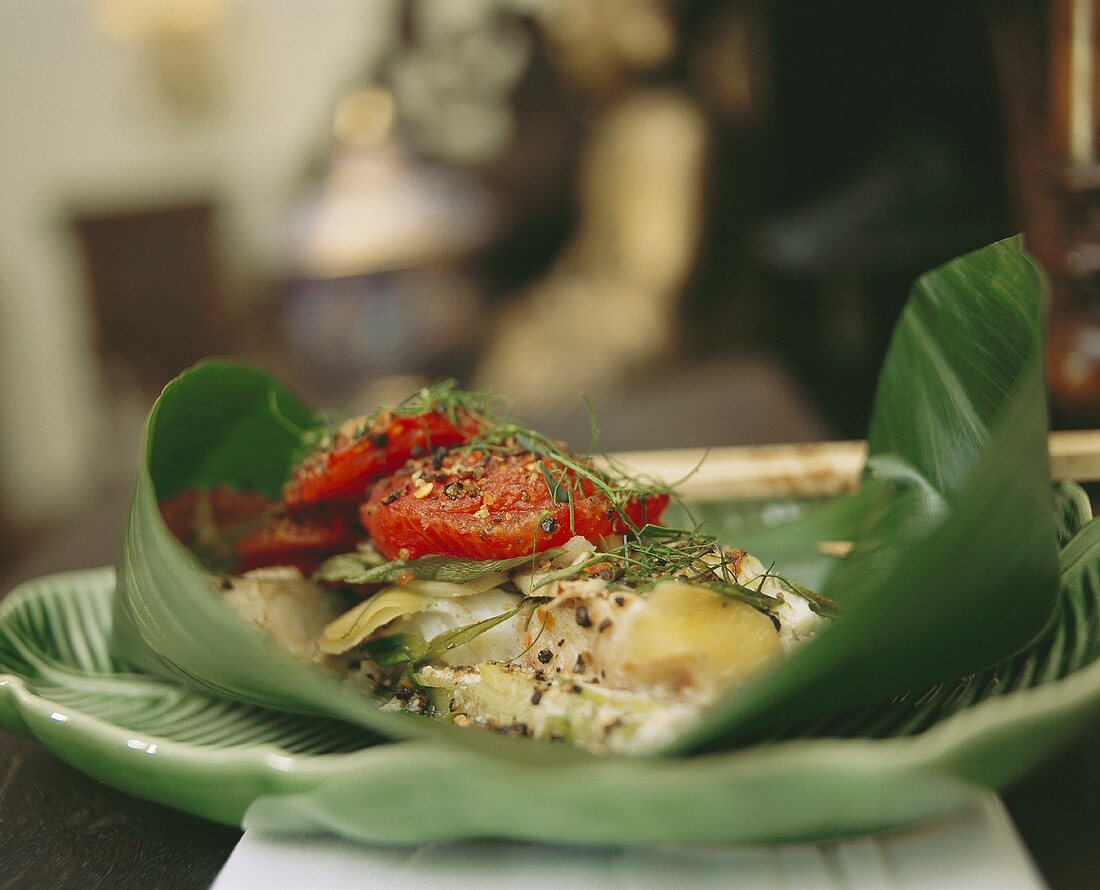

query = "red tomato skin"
360;451;668;561
617;493;670;532
233;505;361;574
283;412;479;510
233;552;326;576
159;487;273;544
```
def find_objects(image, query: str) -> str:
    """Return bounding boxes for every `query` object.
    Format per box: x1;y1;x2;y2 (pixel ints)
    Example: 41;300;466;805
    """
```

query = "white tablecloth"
212;792;1044;889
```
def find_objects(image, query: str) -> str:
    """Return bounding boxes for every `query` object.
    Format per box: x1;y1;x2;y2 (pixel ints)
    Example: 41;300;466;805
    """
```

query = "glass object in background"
279;0;539;406
282;95;496;400
385;0;533;167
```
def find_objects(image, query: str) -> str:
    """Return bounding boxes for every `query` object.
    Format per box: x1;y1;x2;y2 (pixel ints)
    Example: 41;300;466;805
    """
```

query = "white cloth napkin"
212;792;1043;890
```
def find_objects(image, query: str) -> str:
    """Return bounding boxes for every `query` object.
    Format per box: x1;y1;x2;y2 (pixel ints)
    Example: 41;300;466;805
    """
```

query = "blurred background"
1;0;1098;577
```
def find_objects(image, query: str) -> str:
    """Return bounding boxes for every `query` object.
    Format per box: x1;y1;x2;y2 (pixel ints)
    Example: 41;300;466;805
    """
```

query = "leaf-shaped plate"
2;508;1099;845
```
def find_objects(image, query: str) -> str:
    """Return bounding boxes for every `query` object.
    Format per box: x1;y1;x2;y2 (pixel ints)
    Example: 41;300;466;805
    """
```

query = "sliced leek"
320;573;507;654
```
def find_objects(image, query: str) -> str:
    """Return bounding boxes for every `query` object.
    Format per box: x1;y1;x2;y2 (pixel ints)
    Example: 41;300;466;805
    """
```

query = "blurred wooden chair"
70;202;225;394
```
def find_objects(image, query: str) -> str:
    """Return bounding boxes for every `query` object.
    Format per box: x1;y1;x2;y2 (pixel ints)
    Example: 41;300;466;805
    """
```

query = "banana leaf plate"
1;496;1098;846
4;237;1100;844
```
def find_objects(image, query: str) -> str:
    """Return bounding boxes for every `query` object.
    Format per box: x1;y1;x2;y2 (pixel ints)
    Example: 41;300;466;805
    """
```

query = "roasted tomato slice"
616;491;670;532
159;486;274;546
284;411;481;510
361;449;669;561
233;505;362;574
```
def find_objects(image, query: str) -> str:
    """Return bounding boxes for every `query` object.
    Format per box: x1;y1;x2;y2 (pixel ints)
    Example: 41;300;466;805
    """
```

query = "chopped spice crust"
361;445;667;561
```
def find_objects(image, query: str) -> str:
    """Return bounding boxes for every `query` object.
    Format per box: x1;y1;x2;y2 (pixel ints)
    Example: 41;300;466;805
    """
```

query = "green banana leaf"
2;490;1093;844
113;365;439;747
676;237;1059;749
111;236;1061;757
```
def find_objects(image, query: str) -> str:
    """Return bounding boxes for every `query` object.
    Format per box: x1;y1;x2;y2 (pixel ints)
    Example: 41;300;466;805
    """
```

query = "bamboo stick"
607;430;1100;502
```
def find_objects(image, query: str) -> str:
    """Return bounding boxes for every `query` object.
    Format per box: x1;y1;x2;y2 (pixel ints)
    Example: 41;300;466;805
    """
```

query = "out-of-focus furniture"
1046;0;1100;422
71;202;225;392
995;0;1100;424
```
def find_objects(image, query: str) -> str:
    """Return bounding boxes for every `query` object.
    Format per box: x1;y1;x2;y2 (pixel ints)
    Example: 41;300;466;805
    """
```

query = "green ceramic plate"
2;520;1099;846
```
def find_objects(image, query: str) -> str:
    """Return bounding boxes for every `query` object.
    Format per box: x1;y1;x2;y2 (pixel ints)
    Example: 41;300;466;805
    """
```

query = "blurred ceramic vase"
282;143;495;391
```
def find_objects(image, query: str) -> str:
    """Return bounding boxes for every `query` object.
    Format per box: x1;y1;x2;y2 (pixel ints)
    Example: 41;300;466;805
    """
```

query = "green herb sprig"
317;549;561;587
526;524;839;618
290;381;834;620
273;379;508;467
462;422;674;536
385;379;507;428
